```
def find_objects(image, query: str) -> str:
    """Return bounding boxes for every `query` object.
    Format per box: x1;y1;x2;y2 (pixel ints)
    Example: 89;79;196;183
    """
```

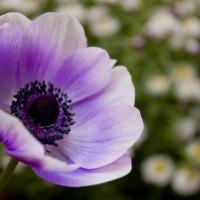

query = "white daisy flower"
169;32;186;50
172;167;200;196
94;0;119;4
89;15;120;37
181;17;200;38
141;155;174;187
120;0;142;11
0;0;41;14
184;38;200;54
145;74;171;96
174;117;197;142
170;64;200;101
56;2;86;22
86;5;109;22
174;0;196;16
144;10;180;39
186;141;200;164
174;78;200;102
170;64;197;81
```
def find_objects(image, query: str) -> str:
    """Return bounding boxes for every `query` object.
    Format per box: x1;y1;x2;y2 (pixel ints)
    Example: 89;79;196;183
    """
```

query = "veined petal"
56;106;143;169
0;109;44;167
18;13;87;85
0;22;23;112
33;154;131;187
50;47;111;103
0;12;31;30
35;155;79;173
73;66;135;126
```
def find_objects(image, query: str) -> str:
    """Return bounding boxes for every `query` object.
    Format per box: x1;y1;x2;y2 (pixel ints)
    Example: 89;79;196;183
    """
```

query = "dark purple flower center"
10;81;75;146
27;95;59;126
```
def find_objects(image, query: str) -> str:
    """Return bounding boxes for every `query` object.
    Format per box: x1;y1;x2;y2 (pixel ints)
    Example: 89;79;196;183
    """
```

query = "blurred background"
1;0;200;199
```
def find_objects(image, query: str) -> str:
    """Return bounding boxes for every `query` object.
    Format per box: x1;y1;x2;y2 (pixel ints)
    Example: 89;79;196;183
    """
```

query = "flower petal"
56;106;143;168
0;12;31;30
0;107;80;171
0;109;44;167
18;13;87;84
35;155;79;173
72;66;135;126
33;154;131;187
110;59;117;67
50;47;111;103
0;22;23;112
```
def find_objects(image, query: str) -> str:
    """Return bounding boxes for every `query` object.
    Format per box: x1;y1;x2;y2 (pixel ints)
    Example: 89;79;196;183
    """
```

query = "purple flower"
0;12;143;187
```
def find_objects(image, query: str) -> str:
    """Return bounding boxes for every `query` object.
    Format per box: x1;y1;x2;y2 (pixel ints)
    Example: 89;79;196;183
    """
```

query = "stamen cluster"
10;80;75;145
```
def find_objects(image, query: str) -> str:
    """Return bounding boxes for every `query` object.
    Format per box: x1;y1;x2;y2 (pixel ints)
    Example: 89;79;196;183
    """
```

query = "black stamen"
10;80;75;146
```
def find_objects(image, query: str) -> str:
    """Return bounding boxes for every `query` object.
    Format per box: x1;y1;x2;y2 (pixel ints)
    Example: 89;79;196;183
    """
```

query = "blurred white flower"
141;155;174;187
56;2;86;22
0;0;41;13
145;74;171;96
174;117;197;141
86;5;120;37
88;15;120;37
173;0;196;16
169;16;200;52
172;167;200;196
169;33;186;50
94;0;119;4
87;6;109;22
194;0;200;8
170;64;197;81
181;17;200;38
144;10;180;39
120;0;142;11
170;64;200;101
174;78;200;102
57;0;71;3
184;38;200;54
186;141;200;164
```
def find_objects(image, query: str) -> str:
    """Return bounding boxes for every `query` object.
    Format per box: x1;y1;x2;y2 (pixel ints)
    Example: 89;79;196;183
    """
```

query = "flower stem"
0;158;18;192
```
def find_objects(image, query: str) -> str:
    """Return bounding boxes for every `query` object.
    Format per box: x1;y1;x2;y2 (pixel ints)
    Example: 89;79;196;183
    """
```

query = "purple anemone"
0;12;143;187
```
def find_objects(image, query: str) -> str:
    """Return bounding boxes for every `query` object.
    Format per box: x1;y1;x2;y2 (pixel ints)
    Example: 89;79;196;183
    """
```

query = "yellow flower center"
153;161;166;173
